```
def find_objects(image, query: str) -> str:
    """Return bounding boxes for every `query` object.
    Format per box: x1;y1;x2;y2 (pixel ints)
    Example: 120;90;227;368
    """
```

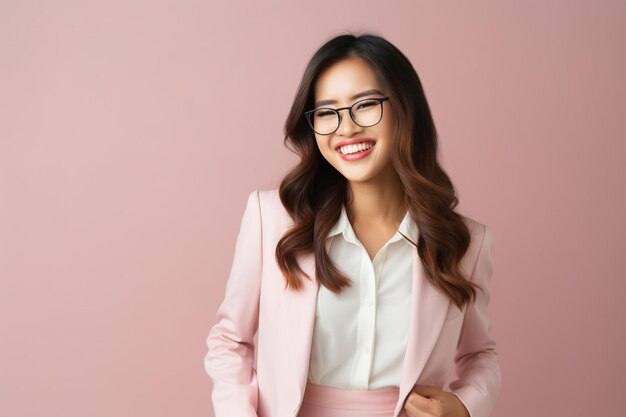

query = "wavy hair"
275;32;482;310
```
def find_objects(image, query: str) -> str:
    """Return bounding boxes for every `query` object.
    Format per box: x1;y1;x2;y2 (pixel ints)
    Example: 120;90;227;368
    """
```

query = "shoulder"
459;214;489;240
458;213;494;279
243;188;290;226
257;188;283;212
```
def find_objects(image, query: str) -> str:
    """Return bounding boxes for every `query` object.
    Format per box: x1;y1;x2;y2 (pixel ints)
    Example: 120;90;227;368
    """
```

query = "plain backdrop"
1;1;625;416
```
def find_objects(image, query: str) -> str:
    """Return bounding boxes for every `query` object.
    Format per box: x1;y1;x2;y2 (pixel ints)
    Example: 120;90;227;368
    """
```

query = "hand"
403;384;470;417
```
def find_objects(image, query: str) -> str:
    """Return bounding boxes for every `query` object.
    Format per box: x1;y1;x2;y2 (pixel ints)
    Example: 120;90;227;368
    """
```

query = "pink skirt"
297;382;400;417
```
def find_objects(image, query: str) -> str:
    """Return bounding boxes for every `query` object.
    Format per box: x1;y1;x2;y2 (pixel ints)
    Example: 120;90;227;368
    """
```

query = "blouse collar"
326;204;419;245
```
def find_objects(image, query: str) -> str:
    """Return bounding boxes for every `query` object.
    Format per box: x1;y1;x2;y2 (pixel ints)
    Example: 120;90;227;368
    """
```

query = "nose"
335;109;363;136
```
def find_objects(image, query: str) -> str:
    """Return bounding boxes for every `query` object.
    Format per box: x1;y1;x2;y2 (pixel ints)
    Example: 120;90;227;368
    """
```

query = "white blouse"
307;204;419;390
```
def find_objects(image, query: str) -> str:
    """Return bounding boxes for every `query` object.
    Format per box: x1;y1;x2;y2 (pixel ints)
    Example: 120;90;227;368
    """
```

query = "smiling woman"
309;58;397;183
204;32;501;417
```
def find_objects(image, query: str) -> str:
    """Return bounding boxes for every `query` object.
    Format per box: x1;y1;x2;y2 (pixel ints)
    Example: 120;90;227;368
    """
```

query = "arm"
204;190;262;417
449;225;502;417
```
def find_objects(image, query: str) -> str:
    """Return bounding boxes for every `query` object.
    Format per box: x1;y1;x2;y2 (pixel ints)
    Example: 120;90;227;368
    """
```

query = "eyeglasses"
303;96;390;135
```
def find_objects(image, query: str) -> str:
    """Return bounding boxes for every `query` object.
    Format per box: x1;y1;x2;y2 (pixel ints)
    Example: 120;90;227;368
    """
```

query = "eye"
354;100;377;110
314;109;336;118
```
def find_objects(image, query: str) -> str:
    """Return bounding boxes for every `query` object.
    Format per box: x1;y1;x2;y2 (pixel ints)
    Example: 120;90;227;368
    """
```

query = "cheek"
315;138;334;159
381;111;395;135
380;116;397;152
315;137;326;151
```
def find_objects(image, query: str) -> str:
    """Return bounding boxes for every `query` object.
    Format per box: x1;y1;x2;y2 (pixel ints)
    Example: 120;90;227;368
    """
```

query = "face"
311;57;396;184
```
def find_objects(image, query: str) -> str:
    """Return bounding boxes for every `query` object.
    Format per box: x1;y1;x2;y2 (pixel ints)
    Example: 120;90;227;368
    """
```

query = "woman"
204;32;501;417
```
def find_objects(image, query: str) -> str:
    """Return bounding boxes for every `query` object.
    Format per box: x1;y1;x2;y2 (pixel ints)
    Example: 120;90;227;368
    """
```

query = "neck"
346;166;406;227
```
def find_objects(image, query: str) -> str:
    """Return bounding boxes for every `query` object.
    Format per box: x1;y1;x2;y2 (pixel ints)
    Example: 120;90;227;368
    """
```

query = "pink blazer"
204;189;501;417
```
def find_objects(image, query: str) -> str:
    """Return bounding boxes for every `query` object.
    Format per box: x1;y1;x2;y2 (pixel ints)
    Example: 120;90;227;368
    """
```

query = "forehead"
314;57;382;104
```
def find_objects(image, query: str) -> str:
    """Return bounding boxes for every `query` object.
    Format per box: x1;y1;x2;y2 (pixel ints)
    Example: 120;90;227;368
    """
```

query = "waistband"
302;382;400;411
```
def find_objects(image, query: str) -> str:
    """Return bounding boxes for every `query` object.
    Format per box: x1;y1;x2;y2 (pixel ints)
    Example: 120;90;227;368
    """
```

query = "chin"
341;172;377;184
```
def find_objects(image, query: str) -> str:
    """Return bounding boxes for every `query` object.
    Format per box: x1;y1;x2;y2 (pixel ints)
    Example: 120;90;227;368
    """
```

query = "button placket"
357;250;376;388
308;206;418;391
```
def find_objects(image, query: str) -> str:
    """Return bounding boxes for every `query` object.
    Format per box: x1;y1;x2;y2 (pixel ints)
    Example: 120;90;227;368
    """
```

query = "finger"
404;395;431;417
411;384;441;399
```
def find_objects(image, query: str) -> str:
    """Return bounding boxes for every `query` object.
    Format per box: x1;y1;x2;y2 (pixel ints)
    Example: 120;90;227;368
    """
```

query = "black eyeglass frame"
303;96;390;135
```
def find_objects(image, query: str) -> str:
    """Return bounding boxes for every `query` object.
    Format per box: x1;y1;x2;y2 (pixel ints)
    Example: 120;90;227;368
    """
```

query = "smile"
336;141;376;161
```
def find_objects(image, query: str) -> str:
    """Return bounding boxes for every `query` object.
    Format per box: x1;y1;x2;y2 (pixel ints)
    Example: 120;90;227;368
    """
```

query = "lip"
333;137;376;150
336;140;376;161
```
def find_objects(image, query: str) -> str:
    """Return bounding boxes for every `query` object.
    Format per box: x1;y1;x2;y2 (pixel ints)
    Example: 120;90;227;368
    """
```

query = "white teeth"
338;142;374;155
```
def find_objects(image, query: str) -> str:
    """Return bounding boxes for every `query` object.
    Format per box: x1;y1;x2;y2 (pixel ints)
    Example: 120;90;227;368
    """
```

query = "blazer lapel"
397;248;450;406
277;225;450;415
276;238;328;415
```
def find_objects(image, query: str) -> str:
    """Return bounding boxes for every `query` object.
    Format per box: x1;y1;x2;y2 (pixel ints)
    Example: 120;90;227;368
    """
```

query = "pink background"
1;1;625;416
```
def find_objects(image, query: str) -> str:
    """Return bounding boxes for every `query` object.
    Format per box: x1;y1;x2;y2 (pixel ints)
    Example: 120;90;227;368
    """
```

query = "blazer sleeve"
204;190;262;417
449;225;502;417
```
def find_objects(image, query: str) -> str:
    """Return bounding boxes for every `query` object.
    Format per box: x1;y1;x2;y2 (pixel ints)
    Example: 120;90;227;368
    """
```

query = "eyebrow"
314;88;385;108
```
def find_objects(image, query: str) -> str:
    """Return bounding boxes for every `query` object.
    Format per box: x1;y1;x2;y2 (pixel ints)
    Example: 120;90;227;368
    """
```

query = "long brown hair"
275;32;482;310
